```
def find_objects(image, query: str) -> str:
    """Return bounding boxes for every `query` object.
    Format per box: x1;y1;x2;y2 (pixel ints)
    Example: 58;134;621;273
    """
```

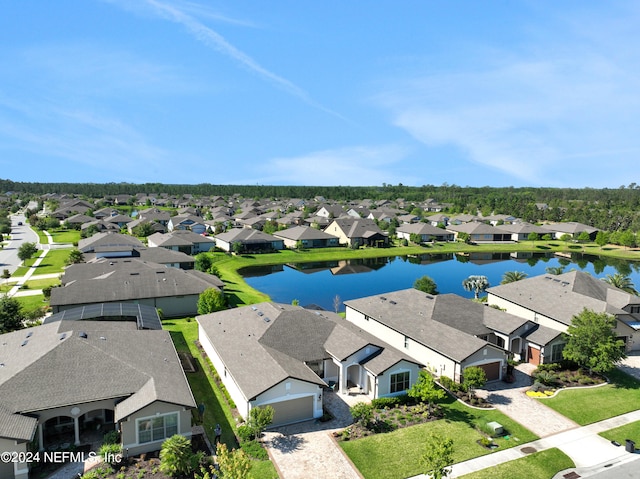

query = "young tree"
132;222;156;237
0;295;26;333
577;231;591;243
17;242;38;263
527;232;539;244
65;249;84;265
350;402;374;428
413;275;439;295
197;288;227;314
545;265;565;275
408;370;446;415
602;273;638;295
595;230;609;249
560;233;572;244
462;366;486;400
420;433;454;479
562;308;626;374
501;271;528;284
216;443;251;479
247;405;274;441
462;275;490;300
541;233;552;241
194;253;213;272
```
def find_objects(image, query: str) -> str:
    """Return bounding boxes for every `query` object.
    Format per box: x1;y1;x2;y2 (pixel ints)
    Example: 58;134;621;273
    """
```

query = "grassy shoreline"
208;240;640;307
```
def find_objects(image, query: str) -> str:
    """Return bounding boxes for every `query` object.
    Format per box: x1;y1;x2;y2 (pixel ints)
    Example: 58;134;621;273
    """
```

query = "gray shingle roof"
78;232;144;253
487;271;639;326
344;289;514;362
197;303;419;401
273;225;339;242
0;322;195;440
51;259;220;308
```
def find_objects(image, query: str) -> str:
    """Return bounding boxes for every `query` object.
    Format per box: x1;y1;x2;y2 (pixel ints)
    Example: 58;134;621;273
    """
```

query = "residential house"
148;230;216;256
50;258;223;317
168;214;206;234
0;316;195;479
214;228;284;253
396;223;454;243
425;213;450;227
197;303;422;427
344;289;524;382
446;222;512;243
487;271;640;364
137;208;171;226
494;222;549;242
273;225;340;249
324;218;388;248
315;204;346;219
126;218;167;235
449;214;481;225
540;222;599;240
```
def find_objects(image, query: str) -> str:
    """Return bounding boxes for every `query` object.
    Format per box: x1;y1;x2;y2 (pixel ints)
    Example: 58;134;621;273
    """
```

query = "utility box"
487;421;504;435
626;439;635;453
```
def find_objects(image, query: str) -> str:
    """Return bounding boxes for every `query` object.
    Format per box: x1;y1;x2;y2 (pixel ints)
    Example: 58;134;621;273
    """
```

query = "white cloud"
375;5;640;187
239;145;412;186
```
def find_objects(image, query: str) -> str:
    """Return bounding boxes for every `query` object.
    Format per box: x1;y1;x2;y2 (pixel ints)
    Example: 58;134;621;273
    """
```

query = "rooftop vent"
26;332;33;338
100;336;106;340
257;311;264;316
263;317;271;323
59;333;67;340
389;300;397;305
553;279;561;282
21;340;28;347
425;295;433;300
251;306;258;311
380;296;387;301
79;332;88;339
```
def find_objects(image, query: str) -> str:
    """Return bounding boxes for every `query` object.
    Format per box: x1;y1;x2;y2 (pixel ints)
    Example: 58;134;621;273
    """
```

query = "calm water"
241;252;640;311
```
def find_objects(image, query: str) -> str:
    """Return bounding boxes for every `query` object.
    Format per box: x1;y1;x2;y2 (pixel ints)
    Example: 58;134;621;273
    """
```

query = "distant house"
540;222;599;240
424;213;450;227
168;214;206;234
344;290;521;382
273;225;340;249
449;214;481;225
197;303;422;427
50;258;223;317
0;318;195;479
446;222;511;243
494;222;549;242
148;230;216;255
487;271;640;364
324;218;388;248
214;228;284;253
396;223;454;243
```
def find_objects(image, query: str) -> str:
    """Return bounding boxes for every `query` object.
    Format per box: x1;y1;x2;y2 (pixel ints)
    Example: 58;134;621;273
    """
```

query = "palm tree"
501;271;528;284
545;266;565;275
602;273;638;295
462;275;490;299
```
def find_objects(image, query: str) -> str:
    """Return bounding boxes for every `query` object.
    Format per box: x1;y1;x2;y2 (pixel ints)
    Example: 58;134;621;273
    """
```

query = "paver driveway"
264;391;364;479
475;363;579;437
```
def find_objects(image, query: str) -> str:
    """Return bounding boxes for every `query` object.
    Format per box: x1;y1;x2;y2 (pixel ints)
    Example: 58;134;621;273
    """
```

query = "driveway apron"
475;363;579;437
263;391;363;479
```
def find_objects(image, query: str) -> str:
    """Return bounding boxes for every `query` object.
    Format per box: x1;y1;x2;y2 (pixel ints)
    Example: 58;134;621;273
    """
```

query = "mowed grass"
599;421;640;445
23;277;61;290
458;448;574;479
31;249;71;274
162;318;278;479
48;229;81;244
341;395;537;479
541;369;640;425
542;369;640;424
15;294;47;316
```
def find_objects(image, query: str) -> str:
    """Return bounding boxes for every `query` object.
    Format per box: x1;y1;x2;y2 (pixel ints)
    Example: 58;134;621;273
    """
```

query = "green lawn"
540;369;640;425
15;294;48;317
48;229;81;244
23;277;61;290
32;249;71;274
0;281;17;293
340;395;538;479
161;318;278;479
599;420;640;445
12;251;44;276
458;448;574;479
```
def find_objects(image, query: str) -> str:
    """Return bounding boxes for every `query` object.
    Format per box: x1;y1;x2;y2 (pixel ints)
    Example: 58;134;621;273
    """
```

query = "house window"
137;413;178;444
631;306;640;314
550;343;565;363
404;336;409;349
390;371;410;393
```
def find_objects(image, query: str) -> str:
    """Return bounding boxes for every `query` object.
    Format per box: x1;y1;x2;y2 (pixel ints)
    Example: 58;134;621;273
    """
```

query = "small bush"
536;363;561;372
240;440;268;460
236;424;254;443
102;430;120;445
438;376;455;390
371;397;401;409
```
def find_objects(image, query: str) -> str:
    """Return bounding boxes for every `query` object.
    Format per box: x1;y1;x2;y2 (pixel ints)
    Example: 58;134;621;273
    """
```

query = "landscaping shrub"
159;435;204;477
236;424;254;443
371;396;401;409
350;402;374;427
240;439;268;460
533;370;558;386
102;430;120;445
536;363;560;372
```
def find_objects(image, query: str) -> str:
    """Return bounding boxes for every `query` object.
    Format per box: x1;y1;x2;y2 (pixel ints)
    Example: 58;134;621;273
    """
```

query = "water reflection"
239;252;640;312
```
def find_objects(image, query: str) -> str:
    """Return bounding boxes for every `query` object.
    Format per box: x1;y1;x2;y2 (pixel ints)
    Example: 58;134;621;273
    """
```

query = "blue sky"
1;1;639;188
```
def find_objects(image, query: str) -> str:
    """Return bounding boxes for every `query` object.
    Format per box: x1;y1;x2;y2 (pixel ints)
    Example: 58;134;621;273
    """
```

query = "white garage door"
269;396;314;427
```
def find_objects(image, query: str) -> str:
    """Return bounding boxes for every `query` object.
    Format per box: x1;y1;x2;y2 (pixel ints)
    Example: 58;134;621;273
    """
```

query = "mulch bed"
335;403;444;441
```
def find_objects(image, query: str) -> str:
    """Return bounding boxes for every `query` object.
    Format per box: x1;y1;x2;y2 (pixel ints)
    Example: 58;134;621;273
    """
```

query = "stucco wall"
0;439;28;479
252;379;322;420
345;308;458;380
375;360;422;397
120;401;192;456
